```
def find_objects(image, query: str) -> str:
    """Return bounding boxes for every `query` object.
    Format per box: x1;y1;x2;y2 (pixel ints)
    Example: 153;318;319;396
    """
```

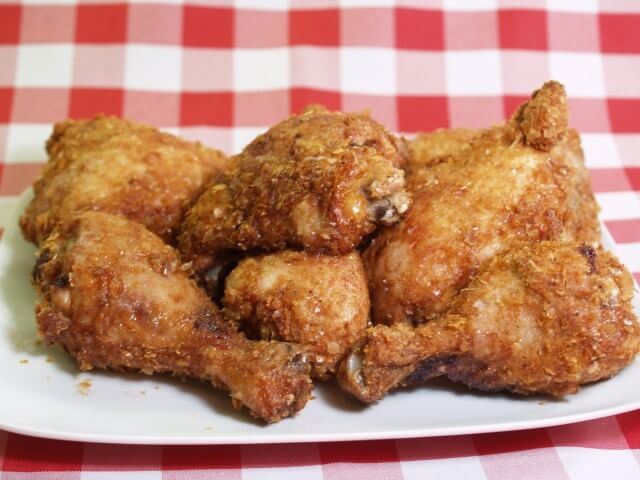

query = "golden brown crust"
364;82;601;325
20;116;226;245
407;128;478;172
339;242;640;402
178;106;411;275
512;80;569;152
224;251;370;379
33;212;312;423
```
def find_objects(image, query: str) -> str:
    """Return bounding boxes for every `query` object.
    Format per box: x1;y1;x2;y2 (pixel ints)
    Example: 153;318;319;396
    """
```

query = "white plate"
1;191;639;445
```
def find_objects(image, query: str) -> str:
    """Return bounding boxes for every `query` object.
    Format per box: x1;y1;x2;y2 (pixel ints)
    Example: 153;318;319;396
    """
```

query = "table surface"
1;0;640;478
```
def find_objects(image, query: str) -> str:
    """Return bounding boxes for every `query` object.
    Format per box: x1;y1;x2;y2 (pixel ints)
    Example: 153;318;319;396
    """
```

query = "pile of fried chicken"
20;81;640;423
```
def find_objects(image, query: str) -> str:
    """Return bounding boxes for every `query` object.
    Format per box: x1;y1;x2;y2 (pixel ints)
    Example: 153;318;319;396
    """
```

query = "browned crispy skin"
339;242;640;403
407;128;478;172
20;116;226;245
224;251;370;379
33;212;312;423
513;80;569;152
365;81;601;325
178;106;411;276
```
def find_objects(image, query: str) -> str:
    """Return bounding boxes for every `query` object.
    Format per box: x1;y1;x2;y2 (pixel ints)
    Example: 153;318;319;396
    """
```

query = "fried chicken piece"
224;251;370;379
339;242;640;403
20;116;226;246
178;106;410;278
33;212;312;423
407;128;477;172
365;81;601;325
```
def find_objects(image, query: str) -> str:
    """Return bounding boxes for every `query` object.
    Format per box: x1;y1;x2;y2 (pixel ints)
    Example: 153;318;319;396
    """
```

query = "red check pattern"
1;1;640;478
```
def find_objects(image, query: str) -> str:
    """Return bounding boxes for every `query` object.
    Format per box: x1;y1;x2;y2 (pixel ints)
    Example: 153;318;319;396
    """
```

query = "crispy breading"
407;128;477;172
33;212;313;423
364;81;601;325
512;80;569;151
20;116;226;245
224;251;370;379
339;242;640;402
178;106;411;277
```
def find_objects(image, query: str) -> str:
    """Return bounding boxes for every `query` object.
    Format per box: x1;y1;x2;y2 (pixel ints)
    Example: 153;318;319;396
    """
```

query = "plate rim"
2;398;640;445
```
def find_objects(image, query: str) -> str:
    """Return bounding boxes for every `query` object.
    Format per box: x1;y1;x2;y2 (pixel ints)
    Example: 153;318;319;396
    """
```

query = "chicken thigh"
178;106;410;279
365;82;601;325
407;128;477;172
33;212;312;423
339;242;640;403
224;251;370;379
20;116;226;245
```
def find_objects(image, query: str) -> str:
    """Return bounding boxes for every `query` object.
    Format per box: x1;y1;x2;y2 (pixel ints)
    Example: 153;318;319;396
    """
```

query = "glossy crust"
20;116;226;245
338;242;640;402
365;81;601;325
178;106;411;276
224;251;370;379
32;212;312;423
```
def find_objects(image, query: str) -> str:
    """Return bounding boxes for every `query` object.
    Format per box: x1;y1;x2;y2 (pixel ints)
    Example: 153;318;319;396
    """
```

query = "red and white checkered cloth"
1;0;640;478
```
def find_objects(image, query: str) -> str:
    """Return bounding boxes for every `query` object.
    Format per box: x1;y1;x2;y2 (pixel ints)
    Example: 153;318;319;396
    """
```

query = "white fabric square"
545;0;598;12
445;50;502;95
555;448;640;480
549;52;606;97
596;192;640;221
21;0;78;4
233;48;290;91
5;124;51;164
233;127;267;153
81;472;162;480
179;126;233;155
581;133;621;168
401;456;487;480
341;47;396;94
234;0;288;9
615;242;640;272
125;45;182;92
242;465;323;480
340;0;395;6
442;0;498;10
15;44;73;87
615;134;640;167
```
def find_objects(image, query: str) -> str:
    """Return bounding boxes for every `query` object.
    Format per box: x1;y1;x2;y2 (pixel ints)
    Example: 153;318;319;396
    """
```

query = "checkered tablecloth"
1;0;640;478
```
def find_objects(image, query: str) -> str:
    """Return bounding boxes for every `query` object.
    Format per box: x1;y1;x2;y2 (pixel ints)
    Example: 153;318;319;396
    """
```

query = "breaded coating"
512;80;569;152
178;106;411;277
339;242;640;403
20;116;226;245
33;212;312;423
224;251;370;379
407;128;477;172
365;81;601;325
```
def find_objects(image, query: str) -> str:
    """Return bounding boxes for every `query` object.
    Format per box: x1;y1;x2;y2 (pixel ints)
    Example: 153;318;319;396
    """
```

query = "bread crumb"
77;378;92;396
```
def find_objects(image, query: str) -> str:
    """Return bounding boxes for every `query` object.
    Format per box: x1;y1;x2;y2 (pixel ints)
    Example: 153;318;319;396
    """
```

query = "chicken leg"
33;212;313;423
339;242;640;403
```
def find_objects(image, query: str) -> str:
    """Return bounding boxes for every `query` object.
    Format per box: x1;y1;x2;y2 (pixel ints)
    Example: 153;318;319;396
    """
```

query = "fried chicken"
407;128;477;172
33;212;312;423
224;251;370;379
178;106;411;279
338;242;640;403
20;116;226;246
365;81;601;325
